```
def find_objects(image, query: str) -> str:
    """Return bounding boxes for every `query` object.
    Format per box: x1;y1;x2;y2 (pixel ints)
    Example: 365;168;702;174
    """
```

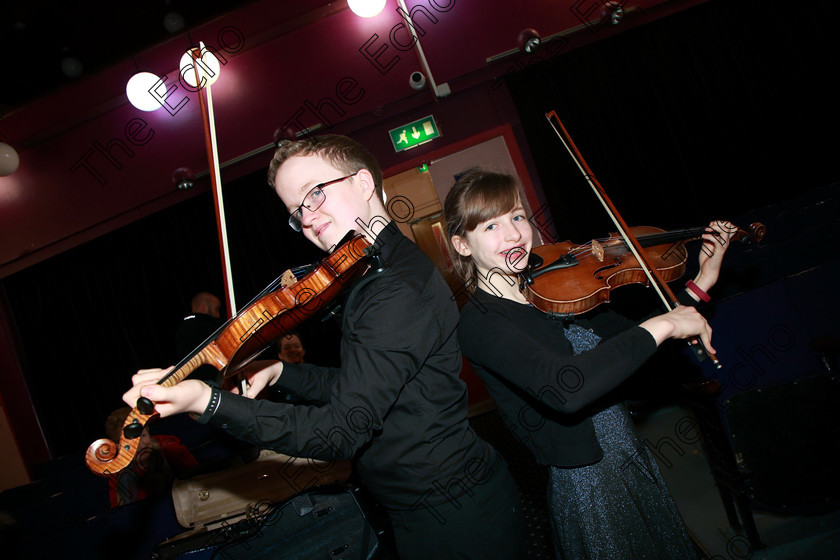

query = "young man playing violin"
123;136;528;560
444;168;734;560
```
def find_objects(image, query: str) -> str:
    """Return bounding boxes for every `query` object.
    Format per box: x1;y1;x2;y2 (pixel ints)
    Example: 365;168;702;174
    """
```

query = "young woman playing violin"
444;168;733;560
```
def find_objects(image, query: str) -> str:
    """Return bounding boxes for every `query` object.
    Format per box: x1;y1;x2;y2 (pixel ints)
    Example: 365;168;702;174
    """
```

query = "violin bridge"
280;269;298;289
591;239;605;262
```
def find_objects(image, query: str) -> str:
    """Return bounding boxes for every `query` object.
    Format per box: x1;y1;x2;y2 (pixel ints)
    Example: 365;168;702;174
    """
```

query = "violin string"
560;229;707;260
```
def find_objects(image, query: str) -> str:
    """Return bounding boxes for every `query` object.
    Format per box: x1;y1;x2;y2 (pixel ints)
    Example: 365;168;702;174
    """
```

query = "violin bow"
190;43;251;393
545;110;721;368
191;42;237;318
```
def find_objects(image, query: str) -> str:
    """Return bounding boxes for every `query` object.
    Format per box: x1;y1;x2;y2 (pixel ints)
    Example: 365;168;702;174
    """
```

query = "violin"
85;232;372;477
543;109;769;368
520;223;765;319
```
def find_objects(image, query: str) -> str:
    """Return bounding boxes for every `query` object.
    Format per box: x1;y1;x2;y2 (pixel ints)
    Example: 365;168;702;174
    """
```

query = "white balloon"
0;142;20;176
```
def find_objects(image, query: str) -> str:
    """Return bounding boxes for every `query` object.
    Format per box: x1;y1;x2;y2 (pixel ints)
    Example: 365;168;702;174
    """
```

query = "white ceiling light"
179;47;221;89
348;0;386;18
0;142;21;176
126;71;164;111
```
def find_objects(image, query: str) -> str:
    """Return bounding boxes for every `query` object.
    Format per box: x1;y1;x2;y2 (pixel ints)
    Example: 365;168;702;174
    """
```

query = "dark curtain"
505;0;839;245
2;168;340;459
503;0;840;397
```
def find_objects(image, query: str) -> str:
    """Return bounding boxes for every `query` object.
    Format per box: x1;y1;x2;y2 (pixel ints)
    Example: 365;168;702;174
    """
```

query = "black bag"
154;487;379;559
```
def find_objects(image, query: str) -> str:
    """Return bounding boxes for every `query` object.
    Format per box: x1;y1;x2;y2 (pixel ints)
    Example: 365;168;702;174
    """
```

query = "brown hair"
443;168;522;286
267;134;384;202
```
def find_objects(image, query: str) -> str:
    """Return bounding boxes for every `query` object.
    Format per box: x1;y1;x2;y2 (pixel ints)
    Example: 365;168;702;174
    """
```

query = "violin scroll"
731;222;765;247
85;406;159;477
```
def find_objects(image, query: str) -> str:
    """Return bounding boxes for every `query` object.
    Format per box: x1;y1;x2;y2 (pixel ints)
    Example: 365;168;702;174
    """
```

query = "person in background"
175;291;225;385
104;407;198;508
276;331;306;364
444;168;734;560
175;292;224;356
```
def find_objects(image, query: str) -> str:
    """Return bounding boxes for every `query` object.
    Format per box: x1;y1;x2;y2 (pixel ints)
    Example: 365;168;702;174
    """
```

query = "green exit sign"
389;116;440;152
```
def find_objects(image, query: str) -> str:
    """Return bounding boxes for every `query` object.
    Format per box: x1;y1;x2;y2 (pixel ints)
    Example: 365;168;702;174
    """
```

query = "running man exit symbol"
389;116;440;152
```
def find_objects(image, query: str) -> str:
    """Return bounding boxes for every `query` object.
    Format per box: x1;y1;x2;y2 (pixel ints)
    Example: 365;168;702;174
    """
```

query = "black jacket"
199;222;496;511
458;286;696;467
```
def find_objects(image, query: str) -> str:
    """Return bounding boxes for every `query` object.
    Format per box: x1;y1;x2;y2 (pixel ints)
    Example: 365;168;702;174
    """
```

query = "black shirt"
198;222;496;511
175;312;225;356
458;287;696;467
176;313;225;385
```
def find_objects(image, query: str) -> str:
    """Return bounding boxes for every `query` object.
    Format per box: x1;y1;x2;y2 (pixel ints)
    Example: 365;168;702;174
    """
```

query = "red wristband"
686;279;711;302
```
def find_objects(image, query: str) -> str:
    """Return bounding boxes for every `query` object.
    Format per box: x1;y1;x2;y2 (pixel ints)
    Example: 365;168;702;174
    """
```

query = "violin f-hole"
593;258;621;280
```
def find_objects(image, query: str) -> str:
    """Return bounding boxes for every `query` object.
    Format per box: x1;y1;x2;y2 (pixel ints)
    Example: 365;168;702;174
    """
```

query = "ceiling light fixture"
0;142;21;176
172;167;195;190
348;0;386;18
602;2;625;24
126;71;165;111
517;28;541;54
179;47;221;89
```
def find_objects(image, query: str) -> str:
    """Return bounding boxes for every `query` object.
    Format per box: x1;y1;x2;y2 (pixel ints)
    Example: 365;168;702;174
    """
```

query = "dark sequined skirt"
547;403;699;560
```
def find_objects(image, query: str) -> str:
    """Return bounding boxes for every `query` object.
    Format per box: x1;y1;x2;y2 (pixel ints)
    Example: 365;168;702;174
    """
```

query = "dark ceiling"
2;1;253;113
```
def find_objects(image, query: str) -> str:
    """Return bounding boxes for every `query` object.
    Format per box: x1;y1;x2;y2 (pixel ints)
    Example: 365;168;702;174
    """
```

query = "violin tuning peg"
136;396;155;415
123;419;144;439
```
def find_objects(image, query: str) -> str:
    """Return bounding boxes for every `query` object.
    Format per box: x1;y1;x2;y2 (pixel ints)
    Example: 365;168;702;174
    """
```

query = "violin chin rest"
528;253;544;269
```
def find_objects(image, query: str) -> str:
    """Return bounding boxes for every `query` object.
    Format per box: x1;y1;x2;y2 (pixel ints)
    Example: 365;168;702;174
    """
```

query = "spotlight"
179;47;221;89
172;167;195;190
409;71;427;91
126;72;165;111
517;29;541;54
348;0;386;18
273;127;300;146
0;142;21;176
601;2;624;25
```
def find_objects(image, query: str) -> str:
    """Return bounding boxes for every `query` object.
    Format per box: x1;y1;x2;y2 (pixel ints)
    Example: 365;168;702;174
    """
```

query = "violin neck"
158;342;226;388
636;227;707;248
155;263;319;388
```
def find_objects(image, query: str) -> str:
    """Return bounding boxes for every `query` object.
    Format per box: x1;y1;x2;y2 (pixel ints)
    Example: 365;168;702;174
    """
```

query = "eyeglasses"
288;171;358;232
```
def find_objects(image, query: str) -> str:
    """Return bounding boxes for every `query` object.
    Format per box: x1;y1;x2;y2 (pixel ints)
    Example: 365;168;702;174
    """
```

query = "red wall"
0;0;701;277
